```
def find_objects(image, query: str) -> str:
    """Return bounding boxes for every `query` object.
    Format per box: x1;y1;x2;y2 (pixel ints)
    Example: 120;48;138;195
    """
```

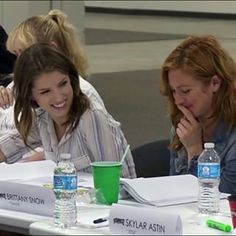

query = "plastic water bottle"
53;153;77;228
198;142;220;214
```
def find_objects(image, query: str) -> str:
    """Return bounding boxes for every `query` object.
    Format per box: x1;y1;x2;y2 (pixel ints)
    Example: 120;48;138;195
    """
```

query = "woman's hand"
22;148;45;162
0;86;14;109
176;106;203;161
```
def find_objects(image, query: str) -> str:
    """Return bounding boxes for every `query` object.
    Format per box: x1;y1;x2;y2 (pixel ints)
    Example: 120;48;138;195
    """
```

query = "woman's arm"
169;148;198;176
21;147;45;162
0;124;42;163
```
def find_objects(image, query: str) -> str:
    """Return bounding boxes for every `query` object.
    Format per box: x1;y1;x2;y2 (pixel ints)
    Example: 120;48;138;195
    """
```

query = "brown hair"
13;43;90;146
160;35;236;151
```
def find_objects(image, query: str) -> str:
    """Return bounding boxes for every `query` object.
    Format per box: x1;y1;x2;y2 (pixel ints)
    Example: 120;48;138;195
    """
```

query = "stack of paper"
120;174;199;207
0;160;56;181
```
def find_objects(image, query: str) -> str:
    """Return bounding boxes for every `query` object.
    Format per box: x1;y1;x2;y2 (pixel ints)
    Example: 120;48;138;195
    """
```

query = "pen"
206;219;232;232
93;216;109;224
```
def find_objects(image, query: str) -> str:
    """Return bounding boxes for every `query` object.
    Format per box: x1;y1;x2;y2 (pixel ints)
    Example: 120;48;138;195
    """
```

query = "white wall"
0;1;50;33
0;1;84;34
85;1;236;14
52;1;85;35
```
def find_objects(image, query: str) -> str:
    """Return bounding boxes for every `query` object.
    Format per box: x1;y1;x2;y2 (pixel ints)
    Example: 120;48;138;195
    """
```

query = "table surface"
0;168;233;235
28;199;233;235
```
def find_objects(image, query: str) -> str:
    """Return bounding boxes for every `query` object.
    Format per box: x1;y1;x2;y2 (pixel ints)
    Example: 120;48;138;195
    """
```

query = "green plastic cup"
91;161;122;205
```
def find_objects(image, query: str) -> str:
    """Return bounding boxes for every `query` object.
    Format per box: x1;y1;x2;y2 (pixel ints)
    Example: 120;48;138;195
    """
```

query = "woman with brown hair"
160;35;236;194
0;10;109;164
0;43;136;178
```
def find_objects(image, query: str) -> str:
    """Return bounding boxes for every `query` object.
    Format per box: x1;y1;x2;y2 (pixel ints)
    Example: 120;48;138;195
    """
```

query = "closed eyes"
172;88;191;96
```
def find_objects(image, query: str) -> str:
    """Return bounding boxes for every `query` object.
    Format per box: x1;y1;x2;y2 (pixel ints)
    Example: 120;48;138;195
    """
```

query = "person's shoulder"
0;26;16;74
83;106;121;130
79;75;94;90
0;25;8;43
82;105;106;119
223;125;236;147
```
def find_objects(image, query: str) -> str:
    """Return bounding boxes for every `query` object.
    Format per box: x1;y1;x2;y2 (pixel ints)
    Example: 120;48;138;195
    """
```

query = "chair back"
131;139;170;177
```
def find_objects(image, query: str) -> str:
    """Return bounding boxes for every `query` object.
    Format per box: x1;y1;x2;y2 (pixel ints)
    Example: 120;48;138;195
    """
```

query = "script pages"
120;174;199;206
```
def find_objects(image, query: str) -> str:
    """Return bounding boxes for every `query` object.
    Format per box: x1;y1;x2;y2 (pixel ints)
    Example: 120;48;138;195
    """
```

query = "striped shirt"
0;78;136;178
38;104;136;178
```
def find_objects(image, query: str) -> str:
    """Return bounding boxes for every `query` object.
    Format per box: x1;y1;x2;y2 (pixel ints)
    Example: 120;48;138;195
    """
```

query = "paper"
78;172;94;189
0;160;56;181
0;160;56;216
120;174;199;206
0;163;95;217
109;204;182;235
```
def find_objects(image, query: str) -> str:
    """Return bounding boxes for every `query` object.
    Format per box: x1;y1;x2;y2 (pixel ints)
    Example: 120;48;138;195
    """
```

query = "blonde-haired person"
2;9;102;106
160;35;236;194
7;9;88;78
0;9;110;164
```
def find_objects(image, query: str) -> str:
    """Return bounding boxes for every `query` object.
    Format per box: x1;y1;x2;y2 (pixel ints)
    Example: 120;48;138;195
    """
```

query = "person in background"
0;26;20;145
3;9;103;109
0;43;136;178
0;25;16;88
0;25;16;87
160;35;236;194
0;9;112;163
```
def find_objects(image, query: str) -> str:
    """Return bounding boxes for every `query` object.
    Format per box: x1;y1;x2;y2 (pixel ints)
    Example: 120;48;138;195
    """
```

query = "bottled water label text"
54;175;77;190
198;163;220;179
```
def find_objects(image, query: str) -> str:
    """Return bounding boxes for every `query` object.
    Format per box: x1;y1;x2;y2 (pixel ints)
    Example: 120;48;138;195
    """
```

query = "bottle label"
54;175;77;190
198;163;220;179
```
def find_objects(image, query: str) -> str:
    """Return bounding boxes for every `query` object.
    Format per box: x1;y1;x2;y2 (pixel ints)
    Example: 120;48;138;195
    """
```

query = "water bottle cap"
204;142;215;148
60;153;71;160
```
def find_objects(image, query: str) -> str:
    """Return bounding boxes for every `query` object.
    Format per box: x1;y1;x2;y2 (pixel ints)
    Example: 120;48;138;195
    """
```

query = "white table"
0;163;232;235
29;199;233;235
30;203;111;235
0;208;51;235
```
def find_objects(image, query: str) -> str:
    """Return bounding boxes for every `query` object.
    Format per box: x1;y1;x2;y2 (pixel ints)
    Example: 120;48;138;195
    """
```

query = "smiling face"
32;71;73;125
168;69;220;121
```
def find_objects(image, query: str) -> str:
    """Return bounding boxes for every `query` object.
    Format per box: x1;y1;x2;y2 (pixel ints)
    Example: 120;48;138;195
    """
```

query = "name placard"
109;204;182;235
0;181;55;216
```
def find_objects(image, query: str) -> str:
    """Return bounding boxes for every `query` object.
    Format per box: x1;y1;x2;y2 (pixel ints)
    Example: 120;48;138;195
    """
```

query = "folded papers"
120;174;199;207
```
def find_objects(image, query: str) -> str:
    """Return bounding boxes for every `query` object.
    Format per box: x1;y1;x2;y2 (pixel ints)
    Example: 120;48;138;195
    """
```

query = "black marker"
93;216;109;224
